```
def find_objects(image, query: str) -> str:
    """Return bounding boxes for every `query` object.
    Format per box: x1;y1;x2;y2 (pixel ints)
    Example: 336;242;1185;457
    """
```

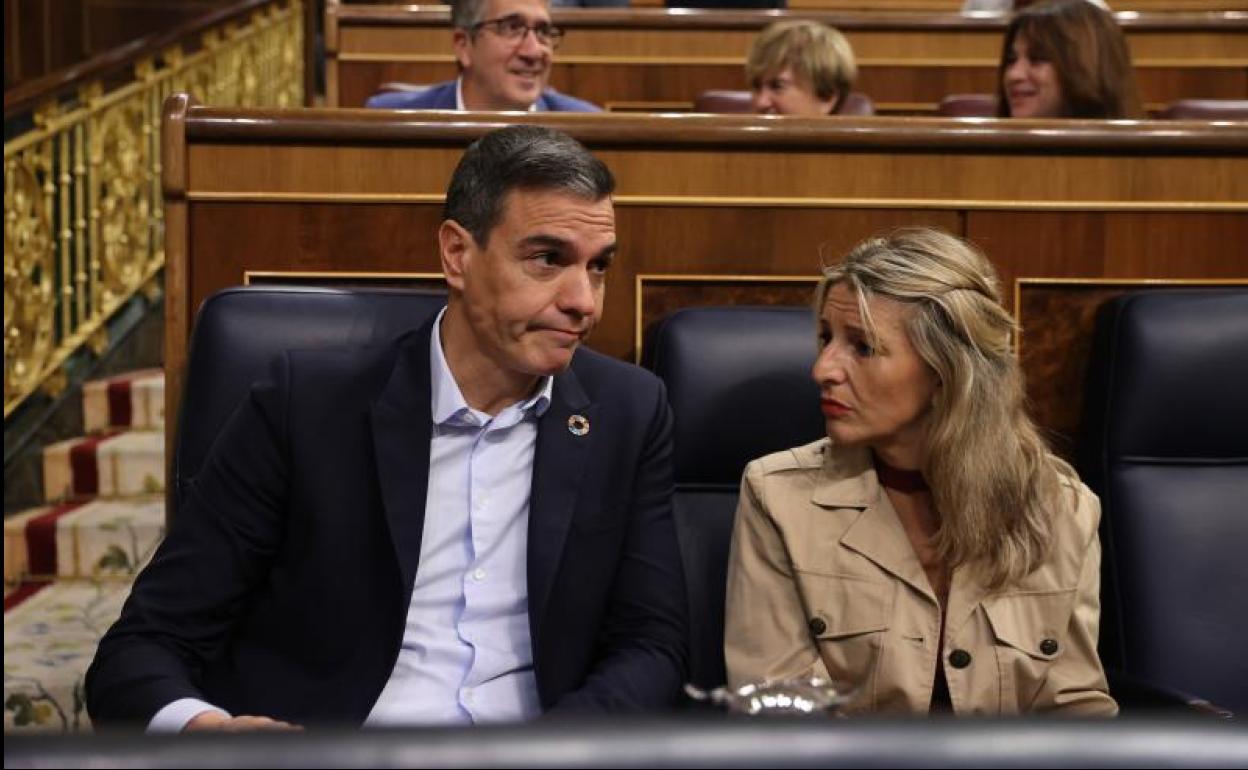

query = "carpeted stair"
4;369;167;733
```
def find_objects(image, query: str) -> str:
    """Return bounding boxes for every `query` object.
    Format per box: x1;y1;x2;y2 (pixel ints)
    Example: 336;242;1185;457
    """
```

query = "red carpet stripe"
4;581;52;612
24;500;88;577
106;377;133;428
67;432;117;497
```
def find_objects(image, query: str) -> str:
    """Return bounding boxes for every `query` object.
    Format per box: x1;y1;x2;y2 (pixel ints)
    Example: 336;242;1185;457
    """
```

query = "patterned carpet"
4;370;166;733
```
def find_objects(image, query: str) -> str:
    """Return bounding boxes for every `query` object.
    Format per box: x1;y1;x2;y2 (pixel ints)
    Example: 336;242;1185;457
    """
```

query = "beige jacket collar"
809;443;991;633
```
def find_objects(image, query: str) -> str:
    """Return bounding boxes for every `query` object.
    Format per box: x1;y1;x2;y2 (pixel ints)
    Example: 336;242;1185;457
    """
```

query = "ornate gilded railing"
3;0;303;418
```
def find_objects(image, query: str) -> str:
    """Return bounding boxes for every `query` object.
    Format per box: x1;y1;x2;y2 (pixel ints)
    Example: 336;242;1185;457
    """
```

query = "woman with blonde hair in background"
746;21;858;116
724;228;1117;715
997;0;1141;118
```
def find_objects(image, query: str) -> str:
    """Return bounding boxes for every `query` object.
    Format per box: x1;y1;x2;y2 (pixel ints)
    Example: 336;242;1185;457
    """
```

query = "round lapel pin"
567;414;590;436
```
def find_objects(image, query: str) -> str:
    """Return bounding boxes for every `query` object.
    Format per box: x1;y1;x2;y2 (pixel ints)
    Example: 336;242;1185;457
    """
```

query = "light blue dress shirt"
149;310;550;731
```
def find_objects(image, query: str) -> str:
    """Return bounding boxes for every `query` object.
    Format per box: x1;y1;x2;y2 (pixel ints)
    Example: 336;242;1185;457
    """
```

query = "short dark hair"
443;125;615;247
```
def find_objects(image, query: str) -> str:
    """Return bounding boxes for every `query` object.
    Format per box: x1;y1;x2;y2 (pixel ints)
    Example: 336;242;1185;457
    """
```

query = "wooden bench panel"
163;100;1248;464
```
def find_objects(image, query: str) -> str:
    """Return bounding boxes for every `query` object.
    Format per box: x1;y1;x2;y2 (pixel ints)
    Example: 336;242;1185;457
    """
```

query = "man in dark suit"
366;0;600;112
86;125;687;730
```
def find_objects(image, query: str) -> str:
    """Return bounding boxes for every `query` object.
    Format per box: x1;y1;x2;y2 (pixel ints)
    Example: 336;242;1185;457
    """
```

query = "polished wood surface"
163;101;1248;463
5;0;288;117
326;6;1248;112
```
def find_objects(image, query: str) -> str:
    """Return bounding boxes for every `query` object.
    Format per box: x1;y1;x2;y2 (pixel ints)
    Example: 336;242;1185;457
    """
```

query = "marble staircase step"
41;432;164;503
82;369;165;434
4;498;165;585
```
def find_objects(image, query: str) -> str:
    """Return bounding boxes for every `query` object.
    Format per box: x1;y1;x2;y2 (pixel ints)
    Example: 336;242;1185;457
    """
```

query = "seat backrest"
937;93;997;118
1158;99;1248;121
174;286;446;511
836;91;874;116
645;306;824;486
1077;289;1248;713
646;306;825;690
693;89;874;116
693;90;753;114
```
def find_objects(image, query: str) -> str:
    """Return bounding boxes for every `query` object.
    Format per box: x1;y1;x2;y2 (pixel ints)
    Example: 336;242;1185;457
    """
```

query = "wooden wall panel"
187;203;444;316
164;105;1248;464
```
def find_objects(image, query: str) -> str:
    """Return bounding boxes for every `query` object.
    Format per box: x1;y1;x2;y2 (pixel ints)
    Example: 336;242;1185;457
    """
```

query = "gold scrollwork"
90;101;153;310
4;152;57;405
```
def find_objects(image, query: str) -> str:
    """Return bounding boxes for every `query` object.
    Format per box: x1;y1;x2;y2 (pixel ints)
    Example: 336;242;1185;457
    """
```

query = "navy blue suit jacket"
86;321;687;726
365;80;601;112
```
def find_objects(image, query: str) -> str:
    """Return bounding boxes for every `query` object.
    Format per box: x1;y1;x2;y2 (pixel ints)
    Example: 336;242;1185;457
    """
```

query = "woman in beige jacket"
725;228;1117;715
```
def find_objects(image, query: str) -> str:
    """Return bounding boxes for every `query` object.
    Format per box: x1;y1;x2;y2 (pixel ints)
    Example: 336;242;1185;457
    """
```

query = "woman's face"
752;67;837;116
812;283;940;460
1003;34;1066;118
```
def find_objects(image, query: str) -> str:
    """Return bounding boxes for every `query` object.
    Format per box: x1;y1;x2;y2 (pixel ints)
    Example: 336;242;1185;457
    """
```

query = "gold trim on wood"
634;273;819;363
244;269;446;284
186;192;1248;212
189;192;446;203
337;52;1248;68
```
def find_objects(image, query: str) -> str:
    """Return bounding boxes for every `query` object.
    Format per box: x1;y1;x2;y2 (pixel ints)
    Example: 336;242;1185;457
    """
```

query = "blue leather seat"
174;286;446;515
1078;289;1248;716
644;305;824;690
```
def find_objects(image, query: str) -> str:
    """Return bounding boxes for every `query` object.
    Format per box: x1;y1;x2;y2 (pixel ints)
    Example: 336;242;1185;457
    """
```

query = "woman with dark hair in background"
997;0;1141;118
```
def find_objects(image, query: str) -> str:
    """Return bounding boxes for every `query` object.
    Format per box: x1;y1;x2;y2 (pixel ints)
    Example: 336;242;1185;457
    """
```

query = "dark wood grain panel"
967;211;1248;311
1017;280;1248;461
188;202;444;316
637;277;820;362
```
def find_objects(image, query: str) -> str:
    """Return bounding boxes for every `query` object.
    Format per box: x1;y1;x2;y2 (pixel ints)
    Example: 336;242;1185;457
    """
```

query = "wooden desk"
162;97;1248;464
326;6;1248;113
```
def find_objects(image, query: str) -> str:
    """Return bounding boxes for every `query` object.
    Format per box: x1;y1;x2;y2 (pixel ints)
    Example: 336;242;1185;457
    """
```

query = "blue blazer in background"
365;80;601;112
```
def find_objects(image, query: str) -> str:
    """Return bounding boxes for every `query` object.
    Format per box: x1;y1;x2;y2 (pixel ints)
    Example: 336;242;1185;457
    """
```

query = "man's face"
453;0;554;110
441;188;616;378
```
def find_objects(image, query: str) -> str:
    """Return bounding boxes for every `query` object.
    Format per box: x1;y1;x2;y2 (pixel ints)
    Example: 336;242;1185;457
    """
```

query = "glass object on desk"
685;677;853;716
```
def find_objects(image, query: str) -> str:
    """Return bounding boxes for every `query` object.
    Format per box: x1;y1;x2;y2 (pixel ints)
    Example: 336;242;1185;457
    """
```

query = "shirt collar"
455;76;539;112
430;308;552;426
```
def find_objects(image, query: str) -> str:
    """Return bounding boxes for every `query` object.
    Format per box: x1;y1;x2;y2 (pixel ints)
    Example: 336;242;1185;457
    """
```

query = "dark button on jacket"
949;649;972;669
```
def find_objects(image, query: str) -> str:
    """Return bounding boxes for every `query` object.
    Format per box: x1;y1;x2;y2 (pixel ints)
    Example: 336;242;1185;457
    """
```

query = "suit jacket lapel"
527;363;594;648
370;323;435;602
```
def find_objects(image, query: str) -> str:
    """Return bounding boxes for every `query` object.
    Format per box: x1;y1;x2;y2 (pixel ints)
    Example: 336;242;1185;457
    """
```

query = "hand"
184;710;303;732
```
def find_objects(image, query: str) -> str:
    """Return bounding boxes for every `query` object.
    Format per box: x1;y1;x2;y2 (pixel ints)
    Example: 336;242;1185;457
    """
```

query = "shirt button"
472;568;486;582
808;617;827;636
1040;638;1059;656
949;649;972;669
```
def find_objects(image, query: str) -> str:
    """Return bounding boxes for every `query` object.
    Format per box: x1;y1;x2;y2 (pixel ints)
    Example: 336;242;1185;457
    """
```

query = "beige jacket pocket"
983;590;1076;710
797;571;894;701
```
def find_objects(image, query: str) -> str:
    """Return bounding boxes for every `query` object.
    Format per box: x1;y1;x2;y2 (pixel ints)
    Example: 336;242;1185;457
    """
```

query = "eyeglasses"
471;14;564;49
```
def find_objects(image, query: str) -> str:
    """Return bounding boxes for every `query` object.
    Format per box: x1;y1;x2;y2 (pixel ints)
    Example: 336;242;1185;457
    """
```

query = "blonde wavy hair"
816;228;1070;587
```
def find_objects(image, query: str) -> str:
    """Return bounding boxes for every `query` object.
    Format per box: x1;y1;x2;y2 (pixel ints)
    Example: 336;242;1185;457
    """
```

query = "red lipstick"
821;398;852;418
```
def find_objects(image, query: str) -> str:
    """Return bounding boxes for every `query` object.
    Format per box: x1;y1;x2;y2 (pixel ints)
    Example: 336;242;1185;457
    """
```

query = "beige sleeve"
724;463;831;689
1041;488;1119;716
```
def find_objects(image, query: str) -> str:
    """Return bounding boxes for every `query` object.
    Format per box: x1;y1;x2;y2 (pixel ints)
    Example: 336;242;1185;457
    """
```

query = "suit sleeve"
724;462;832;689
548;381;689;712
1037;487;1118;715
85;355;293;726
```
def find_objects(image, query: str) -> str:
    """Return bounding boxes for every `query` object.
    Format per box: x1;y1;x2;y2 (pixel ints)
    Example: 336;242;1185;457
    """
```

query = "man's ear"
439;219;474;291
452;29;472;70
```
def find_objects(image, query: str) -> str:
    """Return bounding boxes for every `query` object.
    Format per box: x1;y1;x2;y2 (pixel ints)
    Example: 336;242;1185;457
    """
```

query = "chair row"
177;285;1247;715
688;89;1248;119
